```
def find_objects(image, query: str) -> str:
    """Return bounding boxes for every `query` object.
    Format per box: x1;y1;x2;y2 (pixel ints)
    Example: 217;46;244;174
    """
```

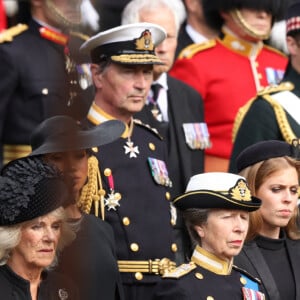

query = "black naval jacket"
229;62;300;172
135;75;205;198
86;119;176;285
134;76;206;264
234;233;300;300
0;265;79;300
0;19;94;166
153;246;264;300
57;214;124;300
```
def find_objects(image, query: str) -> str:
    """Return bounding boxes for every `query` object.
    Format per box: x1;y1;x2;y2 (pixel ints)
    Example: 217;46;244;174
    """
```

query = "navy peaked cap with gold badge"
236;140;300;172
286;1;300;35
173;172;261;212
80;23;166;65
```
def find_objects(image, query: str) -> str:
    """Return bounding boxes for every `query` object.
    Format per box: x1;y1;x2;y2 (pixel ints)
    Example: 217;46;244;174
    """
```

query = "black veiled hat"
0;156;68;226
30;115;125;156
173;172;261;212
202;0;284;30
236;140;300;172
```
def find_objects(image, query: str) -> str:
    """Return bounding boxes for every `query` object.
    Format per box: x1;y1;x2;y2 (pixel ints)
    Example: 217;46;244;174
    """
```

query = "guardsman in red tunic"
170;0;288;172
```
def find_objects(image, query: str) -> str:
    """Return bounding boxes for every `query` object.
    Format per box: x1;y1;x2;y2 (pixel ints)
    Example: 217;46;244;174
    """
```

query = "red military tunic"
170;28;287;169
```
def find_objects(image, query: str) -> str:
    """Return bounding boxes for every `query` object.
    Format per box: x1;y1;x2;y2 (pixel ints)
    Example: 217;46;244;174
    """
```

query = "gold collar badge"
229;179;251;202
135;30;154;51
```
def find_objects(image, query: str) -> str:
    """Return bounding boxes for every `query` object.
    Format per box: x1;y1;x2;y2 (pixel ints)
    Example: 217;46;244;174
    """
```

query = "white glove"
81;0;100;32
3;0;18;17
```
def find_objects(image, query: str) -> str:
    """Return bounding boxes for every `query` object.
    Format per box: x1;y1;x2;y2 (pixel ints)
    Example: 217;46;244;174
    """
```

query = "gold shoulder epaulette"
0;24;28;43
70;31;90;41
257;81;294;96
162;262;196;279
178;40;216;59
133;119;163;140
263;44;288;58
233;265;261;284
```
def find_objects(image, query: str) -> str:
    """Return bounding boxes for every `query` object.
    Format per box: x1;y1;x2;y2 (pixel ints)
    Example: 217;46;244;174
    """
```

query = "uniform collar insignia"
39;27;69;46
191;245;233;275
220;26;263;57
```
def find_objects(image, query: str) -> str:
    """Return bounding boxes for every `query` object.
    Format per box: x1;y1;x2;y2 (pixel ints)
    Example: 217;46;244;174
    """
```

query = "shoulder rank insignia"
133;119;163;139
0;24;28;43
257;81;294;96
178;39;216;59
162;262;196;279
233;265;261;284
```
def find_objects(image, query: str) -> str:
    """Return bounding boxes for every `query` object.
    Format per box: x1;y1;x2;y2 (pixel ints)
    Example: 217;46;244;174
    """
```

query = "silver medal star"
104;193;121;211
124;140;139;158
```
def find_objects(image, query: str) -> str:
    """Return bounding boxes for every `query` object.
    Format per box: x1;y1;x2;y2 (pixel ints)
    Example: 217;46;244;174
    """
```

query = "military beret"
0;156;68;226
173;172;261;212
80;22;166;65
236;140;298;172
286;1;300;35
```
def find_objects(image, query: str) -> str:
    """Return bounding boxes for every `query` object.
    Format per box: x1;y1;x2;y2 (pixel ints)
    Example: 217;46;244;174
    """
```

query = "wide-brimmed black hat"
30;115;125;156
173;172;261;212
0;156;68;226
236;140;299;172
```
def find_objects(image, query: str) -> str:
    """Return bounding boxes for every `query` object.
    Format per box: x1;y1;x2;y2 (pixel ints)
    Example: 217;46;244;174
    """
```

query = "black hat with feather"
0;156;69;226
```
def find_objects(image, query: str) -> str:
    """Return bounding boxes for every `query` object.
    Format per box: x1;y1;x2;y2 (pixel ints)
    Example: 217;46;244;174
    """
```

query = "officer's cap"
236;140;300;172
286;1;300;35
80;23;166;65
173;172;261;212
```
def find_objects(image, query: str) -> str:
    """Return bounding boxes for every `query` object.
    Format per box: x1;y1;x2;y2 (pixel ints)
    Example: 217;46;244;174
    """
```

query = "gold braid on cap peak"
77;156;106;220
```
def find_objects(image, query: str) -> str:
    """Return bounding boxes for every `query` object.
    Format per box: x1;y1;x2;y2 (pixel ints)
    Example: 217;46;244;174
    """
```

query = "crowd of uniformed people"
0;0;300;299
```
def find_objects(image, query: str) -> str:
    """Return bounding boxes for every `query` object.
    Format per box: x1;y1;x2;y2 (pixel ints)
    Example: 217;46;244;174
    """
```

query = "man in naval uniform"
79;23;177;300
122;0;210;264
0;0;94;167
229;0;300;173
170;0;288;172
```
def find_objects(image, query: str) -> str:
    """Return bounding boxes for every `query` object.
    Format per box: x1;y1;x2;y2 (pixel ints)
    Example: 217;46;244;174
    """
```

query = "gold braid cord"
232;97;257;142
77;156;106;220
262;94;297;143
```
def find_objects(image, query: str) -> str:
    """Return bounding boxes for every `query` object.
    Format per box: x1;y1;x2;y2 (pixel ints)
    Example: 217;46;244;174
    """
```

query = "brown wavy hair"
239;156;300;241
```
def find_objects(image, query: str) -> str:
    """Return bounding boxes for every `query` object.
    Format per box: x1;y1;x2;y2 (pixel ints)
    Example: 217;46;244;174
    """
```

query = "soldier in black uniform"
153;172;264;300
0;0;94;167
229;1;300;173
79;23;177;300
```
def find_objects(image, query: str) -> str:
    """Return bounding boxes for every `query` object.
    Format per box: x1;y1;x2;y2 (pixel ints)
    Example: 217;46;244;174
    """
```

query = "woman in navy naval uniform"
153;172;264;300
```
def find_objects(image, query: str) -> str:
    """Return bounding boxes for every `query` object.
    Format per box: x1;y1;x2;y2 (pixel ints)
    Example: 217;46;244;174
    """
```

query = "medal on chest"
147;157;172;187
103;168;122;211
123;119;139;158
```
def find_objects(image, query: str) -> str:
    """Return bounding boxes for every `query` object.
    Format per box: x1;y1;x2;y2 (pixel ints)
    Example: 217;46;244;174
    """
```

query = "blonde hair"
240;156;300;240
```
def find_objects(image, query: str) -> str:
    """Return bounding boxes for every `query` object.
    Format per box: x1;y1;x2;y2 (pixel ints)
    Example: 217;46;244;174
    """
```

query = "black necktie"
150;83;163;122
